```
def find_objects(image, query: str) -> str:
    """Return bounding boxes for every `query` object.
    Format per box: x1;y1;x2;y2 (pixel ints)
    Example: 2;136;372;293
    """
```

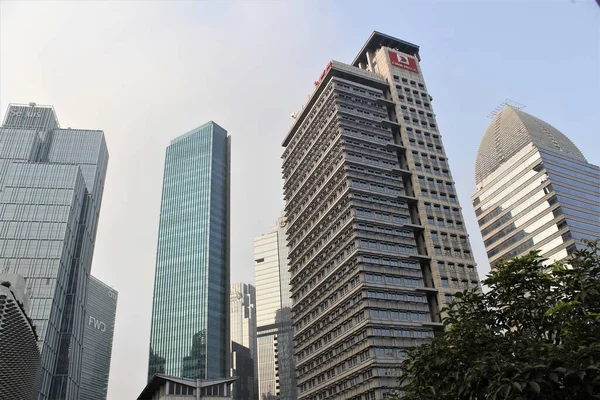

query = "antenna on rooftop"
487;99;526;118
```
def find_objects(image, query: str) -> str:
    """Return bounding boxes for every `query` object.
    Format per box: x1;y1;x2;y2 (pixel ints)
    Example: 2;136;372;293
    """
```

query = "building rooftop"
352;31;420;67
475;105;586;185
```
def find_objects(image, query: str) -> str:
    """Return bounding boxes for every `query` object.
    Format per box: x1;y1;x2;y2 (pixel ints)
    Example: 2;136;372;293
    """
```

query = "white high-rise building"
472;106;599;267
254;216;297;400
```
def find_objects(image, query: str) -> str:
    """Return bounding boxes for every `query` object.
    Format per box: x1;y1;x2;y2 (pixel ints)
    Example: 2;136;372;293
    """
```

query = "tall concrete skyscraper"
80;275;118;400
148;121;231;381
472;106;599;267
0;103;108;400
281;32;481;399
254;216;296;400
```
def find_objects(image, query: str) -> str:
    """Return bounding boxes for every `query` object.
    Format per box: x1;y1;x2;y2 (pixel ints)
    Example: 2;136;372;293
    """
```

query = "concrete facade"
281;32;481;399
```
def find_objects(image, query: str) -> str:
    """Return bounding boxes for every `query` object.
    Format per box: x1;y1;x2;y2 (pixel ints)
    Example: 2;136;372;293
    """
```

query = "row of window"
339;102;387;121
427;216;464;230
350;180;403;196
370;309;430;322
357;223;414;238
356;208;408;223
406;127;442;145
437;261;477;273
393;76;425;89
366;290;425;303
420;188;458;203
412;150;448;169
431;231;468;245
365;273;421;287
341;127;390;144
419;176;454;191
434;246;471;259
441;277;478;289
372;327;433;338
347;153;397;169
359;239;415;254
395;84;431;109
353;192;409;209
361;255;419;269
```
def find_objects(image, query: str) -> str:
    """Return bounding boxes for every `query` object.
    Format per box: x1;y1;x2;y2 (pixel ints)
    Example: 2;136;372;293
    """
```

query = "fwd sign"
89;316;106;332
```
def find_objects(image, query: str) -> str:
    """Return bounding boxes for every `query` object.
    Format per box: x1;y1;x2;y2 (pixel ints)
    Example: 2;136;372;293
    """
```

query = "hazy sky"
1;0;598;398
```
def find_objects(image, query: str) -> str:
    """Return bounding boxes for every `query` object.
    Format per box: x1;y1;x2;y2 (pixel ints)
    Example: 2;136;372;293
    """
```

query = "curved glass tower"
472;106;599;267
148;122;230;381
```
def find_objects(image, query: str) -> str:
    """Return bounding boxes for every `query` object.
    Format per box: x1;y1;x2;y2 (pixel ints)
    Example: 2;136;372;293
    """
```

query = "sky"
0;0;598;398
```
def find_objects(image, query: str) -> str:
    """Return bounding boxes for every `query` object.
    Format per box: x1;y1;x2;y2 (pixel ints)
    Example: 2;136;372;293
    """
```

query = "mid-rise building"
80;275;118;400
472;105;599;266
254;216;297;400
148;121;231;381
0;103;108;399
281;32;481;399
231;341;256;400
0;274;40;400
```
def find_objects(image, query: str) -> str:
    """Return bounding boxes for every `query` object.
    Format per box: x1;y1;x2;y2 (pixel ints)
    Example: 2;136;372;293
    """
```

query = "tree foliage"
392;240;600;400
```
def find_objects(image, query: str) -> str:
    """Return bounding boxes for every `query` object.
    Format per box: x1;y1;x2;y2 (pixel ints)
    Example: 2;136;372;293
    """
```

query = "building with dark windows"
281;32;481;399
0;103;108;400
0;274;40;400
231;341;256;400
148;121;231;382
472;105;599;267
254;215;297;400
80;275;118;400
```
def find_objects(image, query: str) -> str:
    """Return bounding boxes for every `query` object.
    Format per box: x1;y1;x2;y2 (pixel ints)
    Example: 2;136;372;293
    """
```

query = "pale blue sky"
1;1;598;398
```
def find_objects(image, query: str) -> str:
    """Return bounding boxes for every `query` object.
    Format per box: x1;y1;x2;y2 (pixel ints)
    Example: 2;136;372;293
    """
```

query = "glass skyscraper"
254;215;297;400
148;121;231;381
80;275;118;400
472;105;599;267
0;103;108;400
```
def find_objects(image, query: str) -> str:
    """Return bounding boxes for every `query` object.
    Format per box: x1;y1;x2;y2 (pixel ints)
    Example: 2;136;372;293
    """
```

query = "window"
441;278;449;288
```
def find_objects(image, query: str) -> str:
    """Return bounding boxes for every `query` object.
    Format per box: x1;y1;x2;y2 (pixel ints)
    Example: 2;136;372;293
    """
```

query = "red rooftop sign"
314;61;333;87
388;51;419;74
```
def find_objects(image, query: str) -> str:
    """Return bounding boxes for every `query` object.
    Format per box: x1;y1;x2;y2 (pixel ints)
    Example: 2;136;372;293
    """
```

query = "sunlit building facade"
148;121;231;381
254;216;296;400
0;103;108;400
472;106;599;267
281;32;481;399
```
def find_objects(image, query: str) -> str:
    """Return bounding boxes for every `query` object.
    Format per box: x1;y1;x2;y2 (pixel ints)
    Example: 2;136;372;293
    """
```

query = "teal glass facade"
148;122;230;381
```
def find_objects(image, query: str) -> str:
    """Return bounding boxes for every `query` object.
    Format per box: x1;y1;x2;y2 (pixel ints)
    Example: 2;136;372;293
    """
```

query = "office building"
254;216;296;400
230;283;257;362
0;274;40;400
230;282;257;399
0;103;108;399
281;32;481;399
80;275;118;400
137;374;236;399
148;121;231;381
231;341;256;400
472;105;600;267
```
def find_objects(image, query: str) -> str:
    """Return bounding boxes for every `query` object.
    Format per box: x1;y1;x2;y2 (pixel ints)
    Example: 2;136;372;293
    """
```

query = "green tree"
391;240;600;400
